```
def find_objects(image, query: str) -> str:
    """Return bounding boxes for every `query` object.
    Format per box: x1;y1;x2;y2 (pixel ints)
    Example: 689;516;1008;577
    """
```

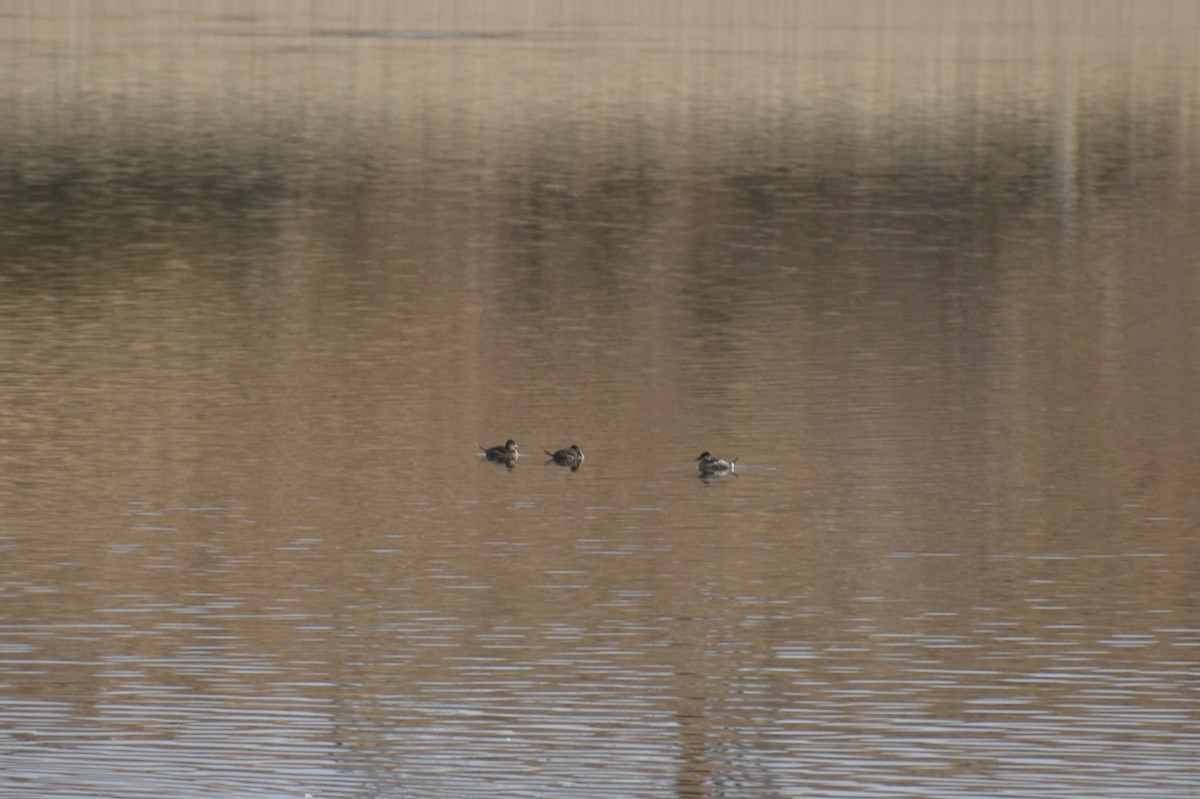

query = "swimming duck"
479;439;519;464
543;444;584;469
696;451;737;475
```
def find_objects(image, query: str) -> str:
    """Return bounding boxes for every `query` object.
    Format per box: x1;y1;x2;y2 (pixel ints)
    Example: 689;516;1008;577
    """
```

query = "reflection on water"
1;2;1198;797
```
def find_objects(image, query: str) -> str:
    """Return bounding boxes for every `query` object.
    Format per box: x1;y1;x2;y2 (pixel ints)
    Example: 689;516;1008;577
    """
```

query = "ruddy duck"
479;439;519;464
696;451;736;475
543;444;584;469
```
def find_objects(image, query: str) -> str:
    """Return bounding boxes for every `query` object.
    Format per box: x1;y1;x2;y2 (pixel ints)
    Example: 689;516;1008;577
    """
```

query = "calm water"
2;2;1198;797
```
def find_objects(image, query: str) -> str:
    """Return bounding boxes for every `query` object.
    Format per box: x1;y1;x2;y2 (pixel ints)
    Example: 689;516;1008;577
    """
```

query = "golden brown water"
1;2;1198;797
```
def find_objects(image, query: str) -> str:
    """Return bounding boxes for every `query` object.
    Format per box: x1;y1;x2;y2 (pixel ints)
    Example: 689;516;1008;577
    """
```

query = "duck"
479;439;519;464
543;444;584;469
696;451;737;475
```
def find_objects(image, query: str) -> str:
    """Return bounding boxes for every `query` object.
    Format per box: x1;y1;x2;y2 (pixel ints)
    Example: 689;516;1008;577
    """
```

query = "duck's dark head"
696;451;712;460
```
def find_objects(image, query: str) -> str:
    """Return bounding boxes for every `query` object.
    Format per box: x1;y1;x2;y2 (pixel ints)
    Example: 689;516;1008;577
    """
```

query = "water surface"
1;2;1198;797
